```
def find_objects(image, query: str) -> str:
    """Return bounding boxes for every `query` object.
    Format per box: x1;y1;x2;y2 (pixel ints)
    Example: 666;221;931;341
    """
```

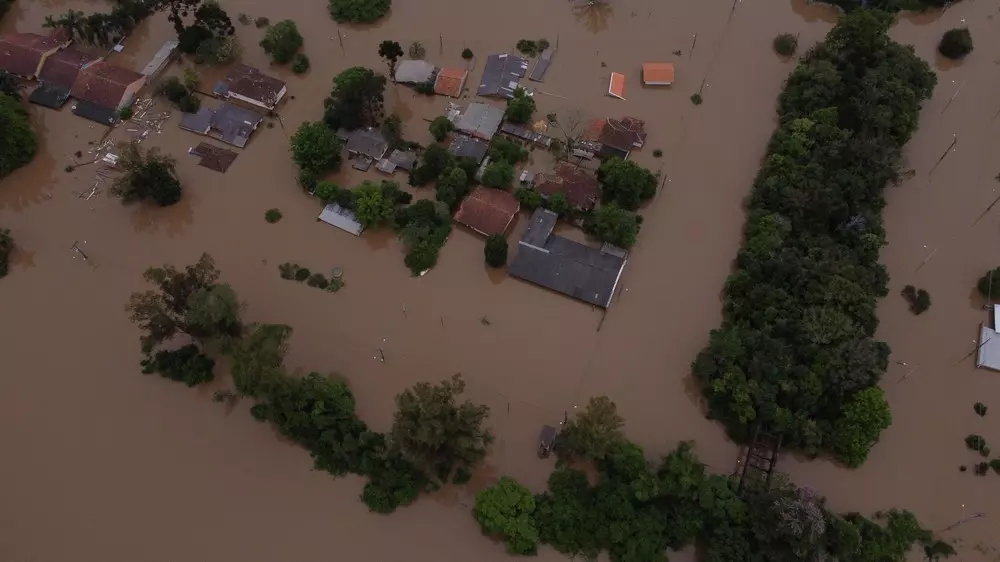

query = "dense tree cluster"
111;143;184;206
290;121;343;188
0;92;37;180
819;0;955;11
429;116;454;142
598;157;657;210
329;0;391;23
485;234;508;267
141;344;215;386
505;88;536;124
155;75;200;113
938;27;973;60
0;228;12;279
584;204;642;248
692;9;936;463
394;199;453;274
475;397;951;562
324;66;387;131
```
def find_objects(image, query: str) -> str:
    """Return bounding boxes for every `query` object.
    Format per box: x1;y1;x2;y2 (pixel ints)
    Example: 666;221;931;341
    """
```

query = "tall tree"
231;323;292;398
352;180;395;228
390;374;492;483
556;395;625;463
0;93;37;179
324;66;387;130
259;19;302;64
474;477;540;555
598;157;657;210
289;121;342;181
126;253;242;353
378;40;404;78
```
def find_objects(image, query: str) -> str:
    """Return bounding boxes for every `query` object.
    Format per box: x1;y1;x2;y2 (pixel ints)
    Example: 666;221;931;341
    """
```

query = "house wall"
228;91;272;111
118;78;145;110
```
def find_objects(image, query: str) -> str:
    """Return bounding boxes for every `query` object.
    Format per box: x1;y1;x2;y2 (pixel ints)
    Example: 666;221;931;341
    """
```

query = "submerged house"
477;53;529;98
336;127;389;171
141;40;178;81
70;61;145;124
453;186;520;237
29;47;101;109
434;67;468;98
581;116;648;160
453;102;505;141
509;208;627;308
179;102;264;148
318;203;364;236
448;135;490;163
394;59;437;84
0;31;72;79
214;64;286;111
533;163;599;210
977;305;1000;371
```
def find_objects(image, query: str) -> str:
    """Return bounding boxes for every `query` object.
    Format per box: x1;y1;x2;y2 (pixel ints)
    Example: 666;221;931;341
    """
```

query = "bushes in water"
0;228;12;279
901;285;931;314
265;208;282;223
692;9;936;464
976;267;1000;299
394;199;452;275
155;76;200;113
329;0;390;23
278;263;345;292
141;344;215;386
773;33;798;56
291;53;310;74
974;402;988;417
484;235;508;268
938;27;973;60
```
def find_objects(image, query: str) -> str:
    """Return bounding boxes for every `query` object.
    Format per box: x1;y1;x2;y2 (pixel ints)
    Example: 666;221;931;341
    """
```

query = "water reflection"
572;0;614;34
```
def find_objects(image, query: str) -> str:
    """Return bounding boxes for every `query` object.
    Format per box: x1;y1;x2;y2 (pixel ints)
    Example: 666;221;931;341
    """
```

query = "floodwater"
0;0;997;560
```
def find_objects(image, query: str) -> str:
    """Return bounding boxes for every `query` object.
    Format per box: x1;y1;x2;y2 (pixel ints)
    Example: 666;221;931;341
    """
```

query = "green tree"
547;193;570;217
381;113;403;148
141;344;215;386
352;180;395;228
111;142;182;206
830;387;892;467
584;204;641;248
290;121;342;178
474;477;540;555
515;187;543;209
125;253;242;353
329;0;390;23
488;137;528;164
291;53;310;74
976;267;1000;299
773;33;798;56
598;157;657;210
505;87;536;124
0;93;37;179
231;323;291;397
259;19;302;64
428;115;454;142
389;374;492;483
485;235;508;267
378;40;404;78
435;167;467;209
938;27;972;60
556;395;625;463
0;228;12;279
324;66;387;130
482;161;514;190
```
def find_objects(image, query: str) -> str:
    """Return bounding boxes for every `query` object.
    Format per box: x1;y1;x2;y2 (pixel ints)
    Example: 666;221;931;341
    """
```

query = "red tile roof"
584;116;647;152
535;163;599;210
70;61;144;109
0;32;69;77
38;48;100;90
454;186;520;236
434;67;468;98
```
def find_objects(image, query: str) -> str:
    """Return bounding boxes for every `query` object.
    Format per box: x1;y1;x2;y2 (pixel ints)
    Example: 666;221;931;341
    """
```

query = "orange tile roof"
434;67;468;98
70;61;144;109
454;186;520;236
608;72;626;99
0;32;69;77
642;62;675;85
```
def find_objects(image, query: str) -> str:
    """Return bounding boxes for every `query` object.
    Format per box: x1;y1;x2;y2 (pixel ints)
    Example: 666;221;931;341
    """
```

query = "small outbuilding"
434;67;468;98
454;102;505;141
395;59;437;84
141;40;179;81
608;72;626;100
453;186;520;237
641;62;675;86
319;203;365;236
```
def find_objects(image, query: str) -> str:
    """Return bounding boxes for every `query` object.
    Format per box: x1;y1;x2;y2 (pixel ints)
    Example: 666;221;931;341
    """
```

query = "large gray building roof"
455;102;504;141
448;135;489;162
477;53;529;98
509;209;627;308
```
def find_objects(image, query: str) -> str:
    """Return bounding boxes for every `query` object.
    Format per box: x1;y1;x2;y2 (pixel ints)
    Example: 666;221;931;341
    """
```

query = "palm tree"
43;10;86;41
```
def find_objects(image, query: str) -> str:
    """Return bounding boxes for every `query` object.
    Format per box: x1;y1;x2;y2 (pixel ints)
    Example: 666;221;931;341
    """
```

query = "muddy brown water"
1;0;999;560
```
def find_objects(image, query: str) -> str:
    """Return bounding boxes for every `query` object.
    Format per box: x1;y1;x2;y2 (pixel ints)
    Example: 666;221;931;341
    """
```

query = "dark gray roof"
211;103;262;148
529;48;555;82
72;100;117;125
388;149;417;171
448;135;489;162
477;53;529;98
28;82;70;109
178;107;213;134
345;127;389;160
455;102;505;140
509;208;627;308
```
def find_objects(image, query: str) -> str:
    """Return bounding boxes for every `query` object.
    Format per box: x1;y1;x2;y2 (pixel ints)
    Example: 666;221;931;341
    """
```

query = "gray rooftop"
529;48;555;82
388;149;417;171
478;53;529;98
455;102;505;140
212;103;262;148
318;203;364;236
448;135;489;162
345;127;389;160
395;59;437;84
509;208;627;308
179;107;214;134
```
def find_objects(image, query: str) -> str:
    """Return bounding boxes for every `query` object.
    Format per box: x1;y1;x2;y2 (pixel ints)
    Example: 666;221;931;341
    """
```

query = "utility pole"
70;240;89;261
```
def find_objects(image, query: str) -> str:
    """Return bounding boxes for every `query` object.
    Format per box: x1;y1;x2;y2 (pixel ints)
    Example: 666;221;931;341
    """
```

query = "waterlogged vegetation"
693;9;937;465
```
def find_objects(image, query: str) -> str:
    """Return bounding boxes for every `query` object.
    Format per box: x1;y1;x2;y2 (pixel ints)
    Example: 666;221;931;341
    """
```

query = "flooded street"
1;0;998;560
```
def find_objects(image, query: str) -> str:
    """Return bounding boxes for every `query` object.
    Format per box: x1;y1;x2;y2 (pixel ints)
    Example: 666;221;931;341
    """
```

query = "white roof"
318;203;364;236
394;60;436;84
976;305;1000;371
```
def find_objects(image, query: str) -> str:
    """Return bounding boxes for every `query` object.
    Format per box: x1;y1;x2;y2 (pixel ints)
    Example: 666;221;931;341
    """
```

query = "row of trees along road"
692;8;937;466
128;256;953;560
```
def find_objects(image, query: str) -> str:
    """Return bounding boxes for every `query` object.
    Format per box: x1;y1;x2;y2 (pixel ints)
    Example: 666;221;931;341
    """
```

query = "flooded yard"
1;0;998;560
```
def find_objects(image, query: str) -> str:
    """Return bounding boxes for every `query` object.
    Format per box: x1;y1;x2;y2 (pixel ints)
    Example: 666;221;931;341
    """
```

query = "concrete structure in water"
977;304;1000;371
509;209;627;308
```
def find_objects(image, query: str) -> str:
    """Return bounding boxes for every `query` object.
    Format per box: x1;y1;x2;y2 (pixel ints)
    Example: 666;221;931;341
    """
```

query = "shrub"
265;208;282;223
474;477;539;555
974;402;988;417
259;20;303;64
773;33;798;57
111;143;183;207
329;0;390;23
195;36;242;66
462;48;474;59
453;467;472;484
901;285;931;314
485;235;508;268
599;157;657;210
938;27;972;60
294;267;311;282
690;93;703;105
974;462;989;476
653;149;663;158
0;94;37;180
429;116;454;142
177;94;200;113
291;53;310;74
976;267;1000;299
119;106;133;120
140;344;215;387
515;39;537;56
481;161;514;190
307;273;328;288
584;204;641;248
515;187;542;209
546;193;571;217
966;434;987;453
991;459;1000;474
408;41;425;60
278;263;298;280
0;228;13;279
